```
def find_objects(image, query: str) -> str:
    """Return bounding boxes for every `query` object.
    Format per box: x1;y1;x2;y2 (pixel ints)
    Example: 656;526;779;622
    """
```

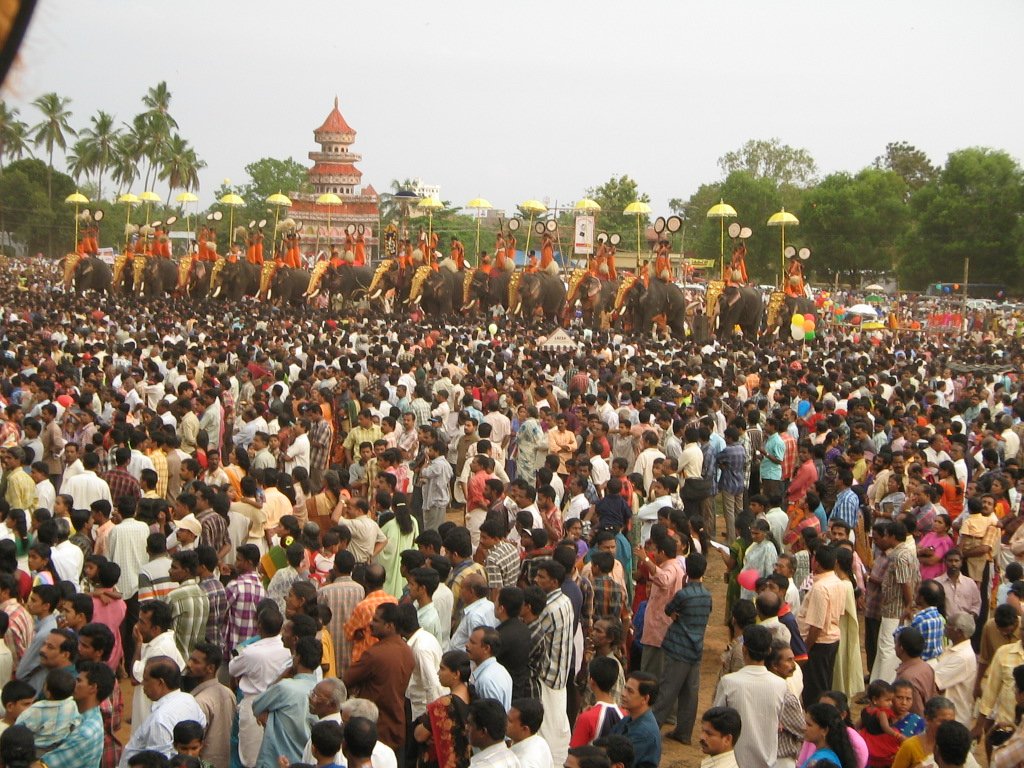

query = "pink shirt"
91;595;126;670
918;532;955;580
642;557;685;648
798;727;868;768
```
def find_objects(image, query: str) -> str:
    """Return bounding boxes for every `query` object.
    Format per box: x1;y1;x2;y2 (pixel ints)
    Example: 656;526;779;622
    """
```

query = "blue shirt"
35;705;103;768
908;606;945;661
661;583;712;663
831;488;860;529
761;433;785;481
15;613;58;693
469;656;513;710
611;709;661;768
252;672;318;767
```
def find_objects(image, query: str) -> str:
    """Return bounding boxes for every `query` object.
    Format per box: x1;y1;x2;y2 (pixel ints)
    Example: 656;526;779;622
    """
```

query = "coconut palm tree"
77;110;119;200
379;177;420;223
65;137;92;184
0;101;32;174
110;133;140;195
30;92;75;202
158;134;205;202
142;81;178;130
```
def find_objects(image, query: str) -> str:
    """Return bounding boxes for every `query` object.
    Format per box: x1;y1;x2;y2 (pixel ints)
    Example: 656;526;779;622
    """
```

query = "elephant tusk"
413;295;422;305
369;289;382;300
512;302;521;315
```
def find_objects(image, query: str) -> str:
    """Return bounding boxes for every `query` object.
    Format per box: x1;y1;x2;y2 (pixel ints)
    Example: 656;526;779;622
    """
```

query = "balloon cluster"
791;313;815;341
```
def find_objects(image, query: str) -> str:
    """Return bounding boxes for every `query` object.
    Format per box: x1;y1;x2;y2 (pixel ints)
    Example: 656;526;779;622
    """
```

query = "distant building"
410;178;440;199
288;97;380;253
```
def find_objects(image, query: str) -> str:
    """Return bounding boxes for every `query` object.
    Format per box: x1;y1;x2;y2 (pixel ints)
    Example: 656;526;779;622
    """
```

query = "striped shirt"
168;578;210;656
661;583;713;663
344;589;398;665
106;518;151;598
592;574;626;622
318;576;364;675
200;576;228;650
1;599;33;666
531;588;574;690
484;540;520;590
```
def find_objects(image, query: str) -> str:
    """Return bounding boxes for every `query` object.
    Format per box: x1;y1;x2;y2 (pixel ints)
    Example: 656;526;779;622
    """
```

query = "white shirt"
121;690;206;767
59;470;112;510
450;598;496;652
107;518;151;597
406;628;446;719
299;712;404;768
679;443;703;480
35;479;55;513
470;741;522;768
228;635;292;696
634;447;666;493
511;734;554;768
131;630;186;730
433;583;454;649
713;665;787;768
589;456;610;489
929;639;978;726
285;433;311;472
51;540;84;585
565;493;590;522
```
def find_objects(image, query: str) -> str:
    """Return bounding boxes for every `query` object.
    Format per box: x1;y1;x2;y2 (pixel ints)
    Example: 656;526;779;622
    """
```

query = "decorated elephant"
322;264;375;307
622;278;687;338
515;271;566;324
416;262;465;317
714;284;764;339
267;267;312;305
769;293;817;334
562;270;620;327
176;256;211;298
465;268;513;316
141;258;179;296
69;255;112;293
365;259;412;310
212;259;260;300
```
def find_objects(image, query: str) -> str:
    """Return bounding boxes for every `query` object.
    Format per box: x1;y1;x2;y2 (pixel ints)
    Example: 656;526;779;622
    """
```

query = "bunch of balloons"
791;313;816;341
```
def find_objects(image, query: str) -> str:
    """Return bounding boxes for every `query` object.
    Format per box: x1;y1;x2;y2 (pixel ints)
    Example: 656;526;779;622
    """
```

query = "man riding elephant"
715;284;764;340
465;265;513;316
563;269;620;328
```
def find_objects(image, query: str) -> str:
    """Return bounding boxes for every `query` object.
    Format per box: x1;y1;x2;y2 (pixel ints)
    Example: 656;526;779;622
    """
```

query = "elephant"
417;263;465;317
70;255;112;293
622;278;687;339
323;265;375;308
715;284;764;339
364;260;410;311
562;270;620;327
771;293;817;335
516;272;566;324
267;267;312;305
178;257;211;298
465;268;513;316
142;258;179;296
212;259;260;300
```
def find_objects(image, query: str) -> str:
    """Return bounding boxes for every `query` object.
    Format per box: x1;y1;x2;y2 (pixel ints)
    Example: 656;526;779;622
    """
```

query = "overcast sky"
4;0;1022;216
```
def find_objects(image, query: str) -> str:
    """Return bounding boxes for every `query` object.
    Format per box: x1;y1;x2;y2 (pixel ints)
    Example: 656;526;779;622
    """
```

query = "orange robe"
504;238;516;270
525;254;538;273
354;236;366;266
728;243;748;285
540;236;554;270
286;239;302;269
785;259;805;298
606;248;617;280
452;241;465;270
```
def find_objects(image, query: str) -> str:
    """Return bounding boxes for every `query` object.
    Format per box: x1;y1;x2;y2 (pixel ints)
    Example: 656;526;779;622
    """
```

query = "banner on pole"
574;215;595;255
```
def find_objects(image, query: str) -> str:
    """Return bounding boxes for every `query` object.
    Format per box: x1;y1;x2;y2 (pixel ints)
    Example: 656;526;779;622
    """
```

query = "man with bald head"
450;572;496;652
343;563;398;665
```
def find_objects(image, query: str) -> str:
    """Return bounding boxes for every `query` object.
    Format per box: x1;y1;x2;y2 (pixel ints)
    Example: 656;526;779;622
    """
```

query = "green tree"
241;157;310;201
873;141;938;195
584;175;650;247
672;171;804;284
77;110;120;200
898;148;1024;289
157;134;205;202
0;158;76;253
65;137;91;184
110;132;140;195
798;168;910;283
379;177;419;225
30;92;75;202
0;101;31;173
718;138;818;187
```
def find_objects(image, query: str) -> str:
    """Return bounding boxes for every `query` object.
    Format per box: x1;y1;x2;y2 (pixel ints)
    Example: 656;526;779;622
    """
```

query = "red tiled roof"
309;162;363;177
315;97;356;135
362;184;378;198
291;199;380;216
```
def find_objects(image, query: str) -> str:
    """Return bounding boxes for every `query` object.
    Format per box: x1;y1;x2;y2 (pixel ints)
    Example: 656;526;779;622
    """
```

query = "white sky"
4;0;1022;215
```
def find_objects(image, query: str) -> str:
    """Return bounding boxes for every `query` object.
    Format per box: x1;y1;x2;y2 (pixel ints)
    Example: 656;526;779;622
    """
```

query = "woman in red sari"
414;650;472;768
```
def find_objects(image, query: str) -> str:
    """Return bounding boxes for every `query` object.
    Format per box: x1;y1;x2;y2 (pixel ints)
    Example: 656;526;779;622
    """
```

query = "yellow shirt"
980;640;1024;726
4;468;37;511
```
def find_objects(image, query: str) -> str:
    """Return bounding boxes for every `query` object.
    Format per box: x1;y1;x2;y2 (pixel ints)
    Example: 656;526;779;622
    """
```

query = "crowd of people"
0;259;1020;768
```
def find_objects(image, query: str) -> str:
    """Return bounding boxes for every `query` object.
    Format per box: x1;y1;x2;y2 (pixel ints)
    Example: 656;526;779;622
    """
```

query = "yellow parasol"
118;193;140;251
574;198;602;212
465;197;493;264
266;192;293;256
767;208;799;288
707;199;737;279
139;190;160;226
219;193;245;249
624;201;651;271
316;193;342;253
175;191;198;240
65;191;89;251
519;199;547;263
418;196;444;265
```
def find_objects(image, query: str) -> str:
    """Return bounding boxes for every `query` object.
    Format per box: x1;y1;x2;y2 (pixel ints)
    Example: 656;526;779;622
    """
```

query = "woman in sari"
223;445;250;499
414;650;473;768
377;501;419;598
291;466;311;526
742;519;779;599
307;469;345;532
718;511;753;623
877;474;907;519
832;546;865;698
917;513;954;581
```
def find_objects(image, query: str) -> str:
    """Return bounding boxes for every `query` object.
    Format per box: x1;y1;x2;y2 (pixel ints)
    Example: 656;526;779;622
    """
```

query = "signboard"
685;258;716;269
574;215;595;255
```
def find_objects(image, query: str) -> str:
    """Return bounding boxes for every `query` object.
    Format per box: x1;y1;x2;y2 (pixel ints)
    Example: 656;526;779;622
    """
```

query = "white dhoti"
238;694;265;768
870;616;900;682
539;683;571;768
466;507;487;550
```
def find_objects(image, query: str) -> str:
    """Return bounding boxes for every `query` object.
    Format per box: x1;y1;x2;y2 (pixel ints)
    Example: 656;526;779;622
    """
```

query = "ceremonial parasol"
65;191;89;251
624;200;651;271
219;193;245;248
864;283;884;292
266;192;293;254
707;199;737;280
393;189;419;239
574;198;601;212
175;192;199;240
520;199;547;263
465;197;493;264
316;193;342;253
418;196;444;265
139;190;160;226
767;208;799;289
846;303;878;317
118;193;140;251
